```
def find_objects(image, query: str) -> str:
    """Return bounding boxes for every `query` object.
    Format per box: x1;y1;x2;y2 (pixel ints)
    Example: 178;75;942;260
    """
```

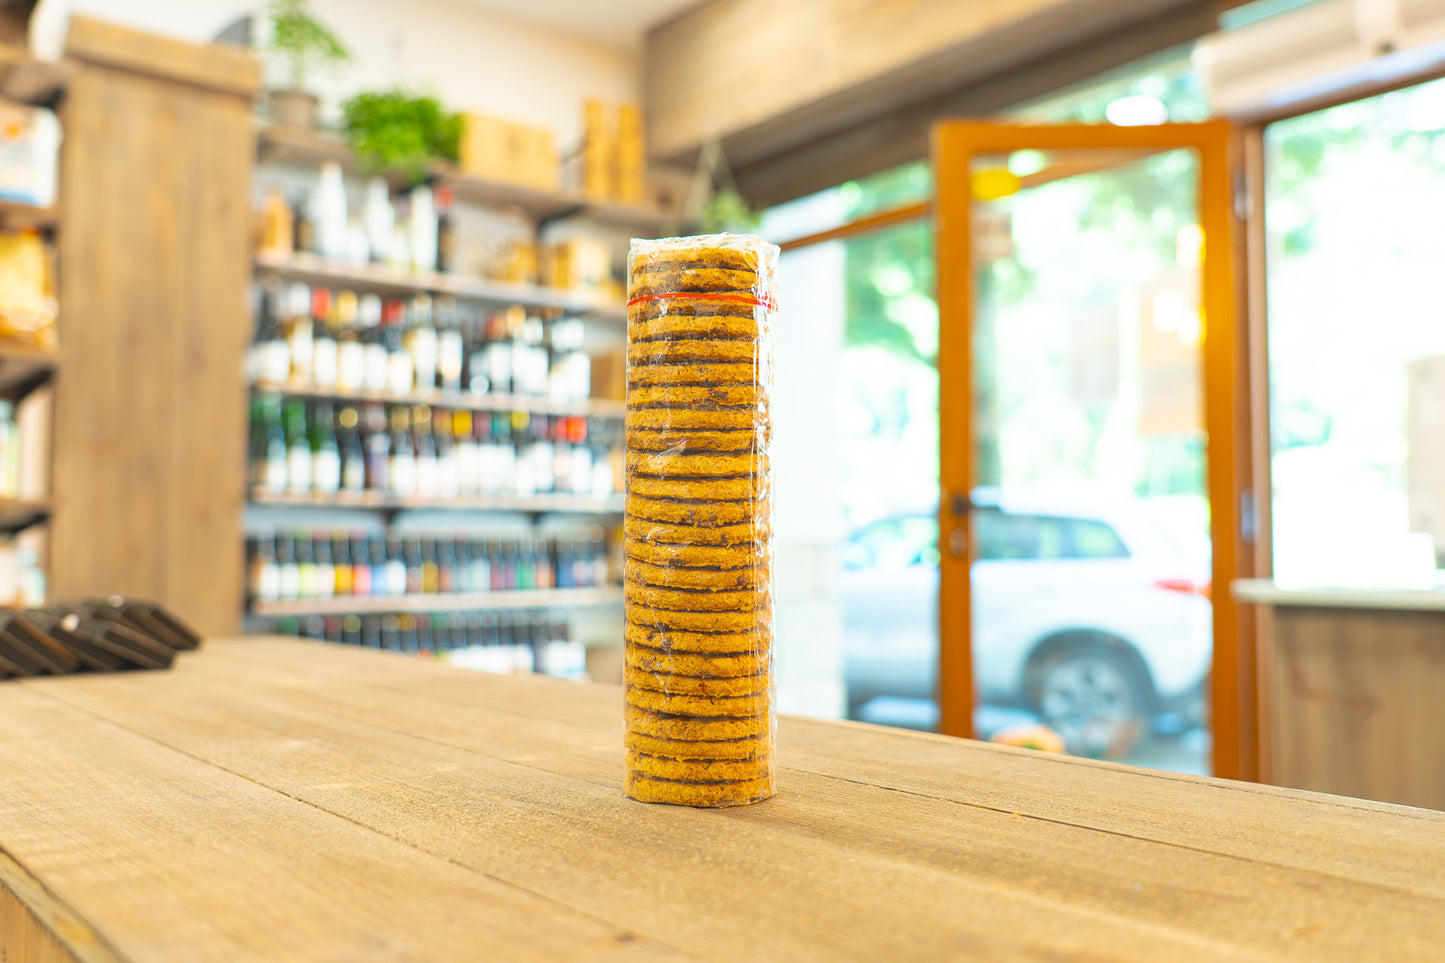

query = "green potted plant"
341;89;462;184
267;0;350;130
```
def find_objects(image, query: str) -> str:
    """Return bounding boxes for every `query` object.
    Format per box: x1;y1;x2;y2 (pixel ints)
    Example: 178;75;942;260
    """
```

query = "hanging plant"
341;89;462;185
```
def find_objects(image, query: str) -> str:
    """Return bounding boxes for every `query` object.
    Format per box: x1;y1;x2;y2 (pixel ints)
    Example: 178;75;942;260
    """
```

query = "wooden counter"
1234;579;1445;810
2;638;1443;962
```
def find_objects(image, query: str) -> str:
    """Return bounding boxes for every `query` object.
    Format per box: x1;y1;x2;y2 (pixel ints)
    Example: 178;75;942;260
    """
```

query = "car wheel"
1029;642;1150;759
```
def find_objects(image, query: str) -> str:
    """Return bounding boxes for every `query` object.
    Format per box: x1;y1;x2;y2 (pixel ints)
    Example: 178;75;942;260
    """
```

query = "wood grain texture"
1;637;1441;962
1263;606;1445;810
50;22;254;636
64;16;258;97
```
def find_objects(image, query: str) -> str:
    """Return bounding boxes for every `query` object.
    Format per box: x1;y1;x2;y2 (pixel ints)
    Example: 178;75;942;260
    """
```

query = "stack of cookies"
623;234;778;807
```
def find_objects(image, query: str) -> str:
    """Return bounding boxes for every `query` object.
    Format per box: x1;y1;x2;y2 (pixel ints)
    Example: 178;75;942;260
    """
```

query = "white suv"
839;489;1212;756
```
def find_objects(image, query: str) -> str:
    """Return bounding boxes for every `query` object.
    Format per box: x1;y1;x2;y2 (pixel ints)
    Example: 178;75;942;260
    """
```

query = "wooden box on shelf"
458;112;559;193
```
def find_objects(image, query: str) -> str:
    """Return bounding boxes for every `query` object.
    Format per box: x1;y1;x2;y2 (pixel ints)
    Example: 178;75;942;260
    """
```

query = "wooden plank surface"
2;637;1443;962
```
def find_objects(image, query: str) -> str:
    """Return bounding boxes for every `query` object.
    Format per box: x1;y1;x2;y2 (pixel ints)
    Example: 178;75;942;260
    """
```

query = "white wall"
62;0;638;149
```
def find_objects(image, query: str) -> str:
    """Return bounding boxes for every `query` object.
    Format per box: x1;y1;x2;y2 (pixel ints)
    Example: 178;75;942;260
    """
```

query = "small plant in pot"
267;0;350;130
342;89;462;185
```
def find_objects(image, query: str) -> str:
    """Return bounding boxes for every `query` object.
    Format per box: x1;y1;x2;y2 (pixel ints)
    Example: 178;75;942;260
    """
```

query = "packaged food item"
0;230;55;349
0;102;59;208
623;233;778;808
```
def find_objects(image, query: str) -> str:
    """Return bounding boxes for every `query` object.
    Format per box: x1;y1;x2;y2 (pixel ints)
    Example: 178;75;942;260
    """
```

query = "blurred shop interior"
2;0;1444;809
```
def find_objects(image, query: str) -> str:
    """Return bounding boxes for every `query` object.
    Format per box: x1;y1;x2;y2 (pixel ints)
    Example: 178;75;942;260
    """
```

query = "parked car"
839;488;1211;756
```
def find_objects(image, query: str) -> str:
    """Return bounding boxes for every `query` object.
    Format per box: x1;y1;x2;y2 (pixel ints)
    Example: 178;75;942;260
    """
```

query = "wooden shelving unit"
0;45;73;106
251;380;625;419
250;489;624;514
254;250;625;322
250;586;621;617
0;497;49;533
256;125;678;234
249;120;647;636
0;342;56;399
0;198;58;231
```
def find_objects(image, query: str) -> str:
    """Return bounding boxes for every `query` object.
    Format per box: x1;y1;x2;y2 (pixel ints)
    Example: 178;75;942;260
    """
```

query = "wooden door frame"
932;120;1255;780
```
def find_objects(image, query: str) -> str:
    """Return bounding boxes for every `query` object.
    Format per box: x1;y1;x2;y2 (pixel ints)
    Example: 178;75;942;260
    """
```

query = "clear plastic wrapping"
623;233;778;807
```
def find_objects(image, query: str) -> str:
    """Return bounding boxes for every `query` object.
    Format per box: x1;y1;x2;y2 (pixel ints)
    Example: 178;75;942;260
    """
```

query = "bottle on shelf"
453;410;477;496
260;189;294;256
404;294;438;392
314;161;350;261
313;530;334;601
346;213;370;266
530;414;555;495
435;185;455;274
397;612;418;652
351;531;373;597
249;528;280;602
250;286;291;385
486;309;515;395
420;534;439;594
434;407;458;499
454;536;473;594
412;405;438;499
360;293;388;392
283;282;313;384
465;311;490;395
310;287;338;388
296;533;317;600
408;185;438;273
251;393;288;495
283;397;311;495
362;403;389;494
569;417;592;496
337;405;366;494
335;290;365;391
551;416;572;495
403;533;424;595
383;532;405;598
332;530;353;597
277;531;299;601
388;405;416;498
479;532;497;592
384;299;413;394
292;195;314;255
436;296;464;393
590;526;608;587
309;401;341;496
363;176;394;266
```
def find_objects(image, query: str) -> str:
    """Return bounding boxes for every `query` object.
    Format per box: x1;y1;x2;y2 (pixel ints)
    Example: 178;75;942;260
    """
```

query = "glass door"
934;122;1246;777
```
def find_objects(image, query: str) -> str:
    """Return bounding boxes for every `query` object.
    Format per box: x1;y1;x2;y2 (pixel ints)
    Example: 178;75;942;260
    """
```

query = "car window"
848;515;938;568
976;508;1037;560
1062;518;1130;559
975;510;1129;560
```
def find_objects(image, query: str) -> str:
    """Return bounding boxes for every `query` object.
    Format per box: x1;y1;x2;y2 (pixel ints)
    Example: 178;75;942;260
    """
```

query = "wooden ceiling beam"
731;0;1217;207
645;0;1213;175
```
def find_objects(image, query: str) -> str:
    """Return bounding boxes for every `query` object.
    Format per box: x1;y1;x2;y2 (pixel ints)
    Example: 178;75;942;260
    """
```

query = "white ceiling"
448;0;702;47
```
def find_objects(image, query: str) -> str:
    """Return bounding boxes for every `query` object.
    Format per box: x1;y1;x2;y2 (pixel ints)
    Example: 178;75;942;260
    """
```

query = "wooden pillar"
50;17;258;636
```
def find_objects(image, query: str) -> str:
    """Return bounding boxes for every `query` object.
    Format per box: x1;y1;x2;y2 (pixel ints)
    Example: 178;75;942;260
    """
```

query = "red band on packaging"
627;291;776;310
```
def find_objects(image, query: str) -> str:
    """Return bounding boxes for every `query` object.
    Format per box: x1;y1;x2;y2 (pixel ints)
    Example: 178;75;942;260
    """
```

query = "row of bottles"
247;526;611;604
275;609;588;679
249;394;622;502
250;285;591;403
258;164;457;275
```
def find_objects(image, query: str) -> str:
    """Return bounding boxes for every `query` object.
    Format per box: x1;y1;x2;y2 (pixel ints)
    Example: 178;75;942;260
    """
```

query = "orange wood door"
932;121;1254;779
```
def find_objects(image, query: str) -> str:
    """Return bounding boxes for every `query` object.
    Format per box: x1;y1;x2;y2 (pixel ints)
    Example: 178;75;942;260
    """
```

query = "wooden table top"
1;638;1442;962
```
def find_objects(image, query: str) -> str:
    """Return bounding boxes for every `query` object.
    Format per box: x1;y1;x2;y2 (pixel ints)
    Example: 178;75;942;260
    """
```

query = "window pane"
1265;76;1445;587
